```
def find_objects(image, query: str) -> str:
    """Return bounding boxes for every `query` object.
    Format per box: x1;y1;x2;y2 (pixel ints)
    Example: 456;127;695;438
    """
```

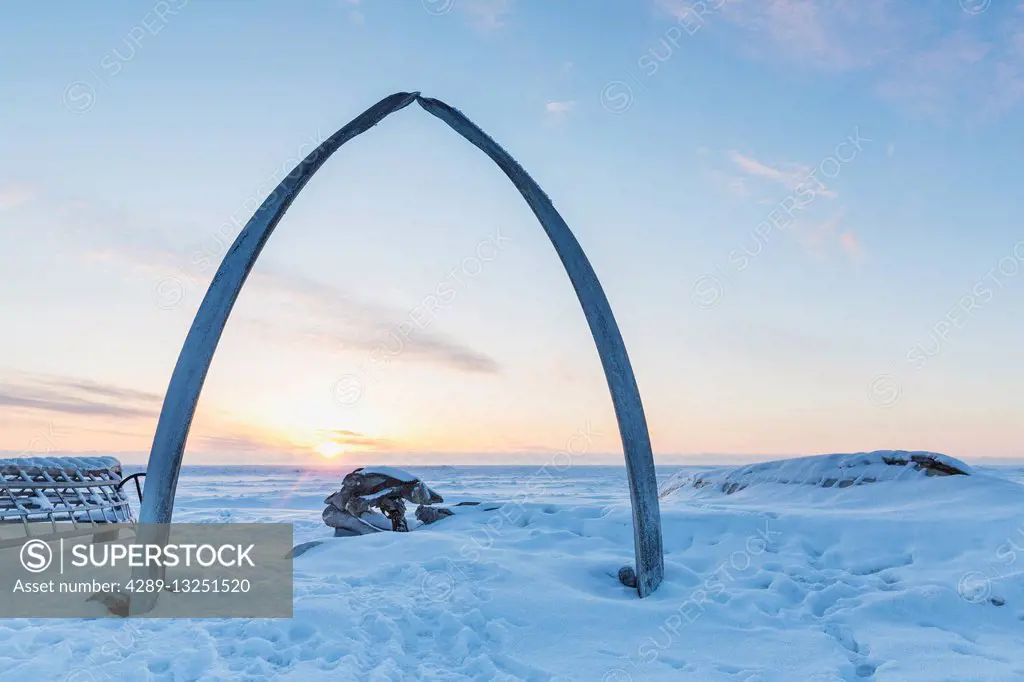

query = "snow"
2;459;1023;681
355;466;420;482
352;509;393;531
0;456;123;474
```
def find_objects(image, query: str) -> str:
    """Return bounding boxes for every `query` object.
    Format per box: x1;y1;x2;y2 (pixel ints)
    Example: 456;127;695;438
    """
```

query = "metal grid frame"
0;457;135;549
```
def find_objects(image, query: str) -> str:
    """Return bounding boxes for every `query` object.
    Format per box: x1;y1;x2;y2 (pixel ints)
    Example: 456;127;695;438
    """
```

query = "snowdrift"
659;450;972;498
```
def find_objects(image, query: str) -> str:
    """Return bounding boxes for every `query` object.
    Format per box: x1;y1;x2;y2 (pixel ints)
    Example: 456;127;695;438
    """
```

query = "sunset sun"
314;441;345;459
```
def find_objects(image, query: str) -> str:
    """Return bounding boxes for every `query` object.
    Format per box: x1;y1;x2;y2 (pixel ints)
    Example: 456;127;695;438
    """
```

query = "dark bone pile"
322;467;452;536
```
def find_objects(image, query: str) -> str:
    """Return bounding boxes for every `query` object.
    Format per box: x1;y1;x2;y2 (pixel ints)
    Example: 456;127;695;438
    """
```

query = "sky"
1;0;1023;466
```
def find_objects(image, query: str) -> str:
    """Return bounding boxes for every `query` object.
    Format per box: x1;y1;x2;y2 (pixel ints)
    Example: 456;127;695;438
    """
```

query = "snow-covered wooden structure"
0;456;134;549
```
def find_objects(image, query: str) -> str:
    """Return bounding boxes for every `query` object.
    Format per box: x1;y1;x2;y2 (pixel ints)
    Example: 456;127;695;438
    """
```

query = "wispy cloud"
37;377;163;406
185;420;344;460
794;214;836;261
0;374;161;419
715;0;896;71
238;269;502;375
791;213;862;264
192;427;391;456
705;144;861;264
0;371;356;459
839;230;864;264
727;151;838;198
704;168;750;198
0;184;37;210
243;315;500;375
0;393;151;418
460;0;512;29
875;28;1021;121
192;433;298;455
344;0;366;26
654;0;1024;121
545;100;576;117
26;195;502;377
729;151;800;185
316;428;391;449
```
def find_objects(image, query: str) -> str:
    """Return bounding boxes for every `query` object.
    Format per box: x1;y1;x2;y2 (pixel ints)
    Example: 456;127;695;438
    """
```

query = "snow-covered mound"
660;450;971;498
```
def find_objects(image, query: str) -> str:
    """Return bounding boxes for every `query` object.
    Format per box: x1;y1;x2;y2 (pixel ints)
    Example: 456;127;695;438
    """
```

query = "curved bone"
136;92;663;603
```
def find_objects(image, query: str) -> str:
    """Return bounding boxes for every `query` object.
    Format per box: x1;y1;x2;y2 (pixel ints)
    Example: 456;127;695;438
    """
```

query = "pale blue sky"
1;0;1022;464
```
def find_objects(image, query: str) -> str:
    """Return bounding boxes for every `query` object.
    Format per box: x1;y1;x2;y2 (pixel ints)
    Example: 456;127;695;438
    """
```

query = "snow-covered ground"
1;458;1023;681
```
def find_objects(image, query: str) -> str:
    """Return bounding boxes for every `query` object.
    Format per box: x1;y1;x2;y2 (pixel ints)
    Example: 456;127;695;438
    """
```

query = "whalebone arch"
138;92;664;598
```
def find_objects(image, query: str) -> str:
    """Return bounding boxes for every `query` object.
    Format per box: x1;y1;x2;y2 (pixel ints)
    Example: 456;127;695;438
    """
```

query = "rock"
618;566;638;589
287;541;325;559
879;453;969;477
415;505;454;525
